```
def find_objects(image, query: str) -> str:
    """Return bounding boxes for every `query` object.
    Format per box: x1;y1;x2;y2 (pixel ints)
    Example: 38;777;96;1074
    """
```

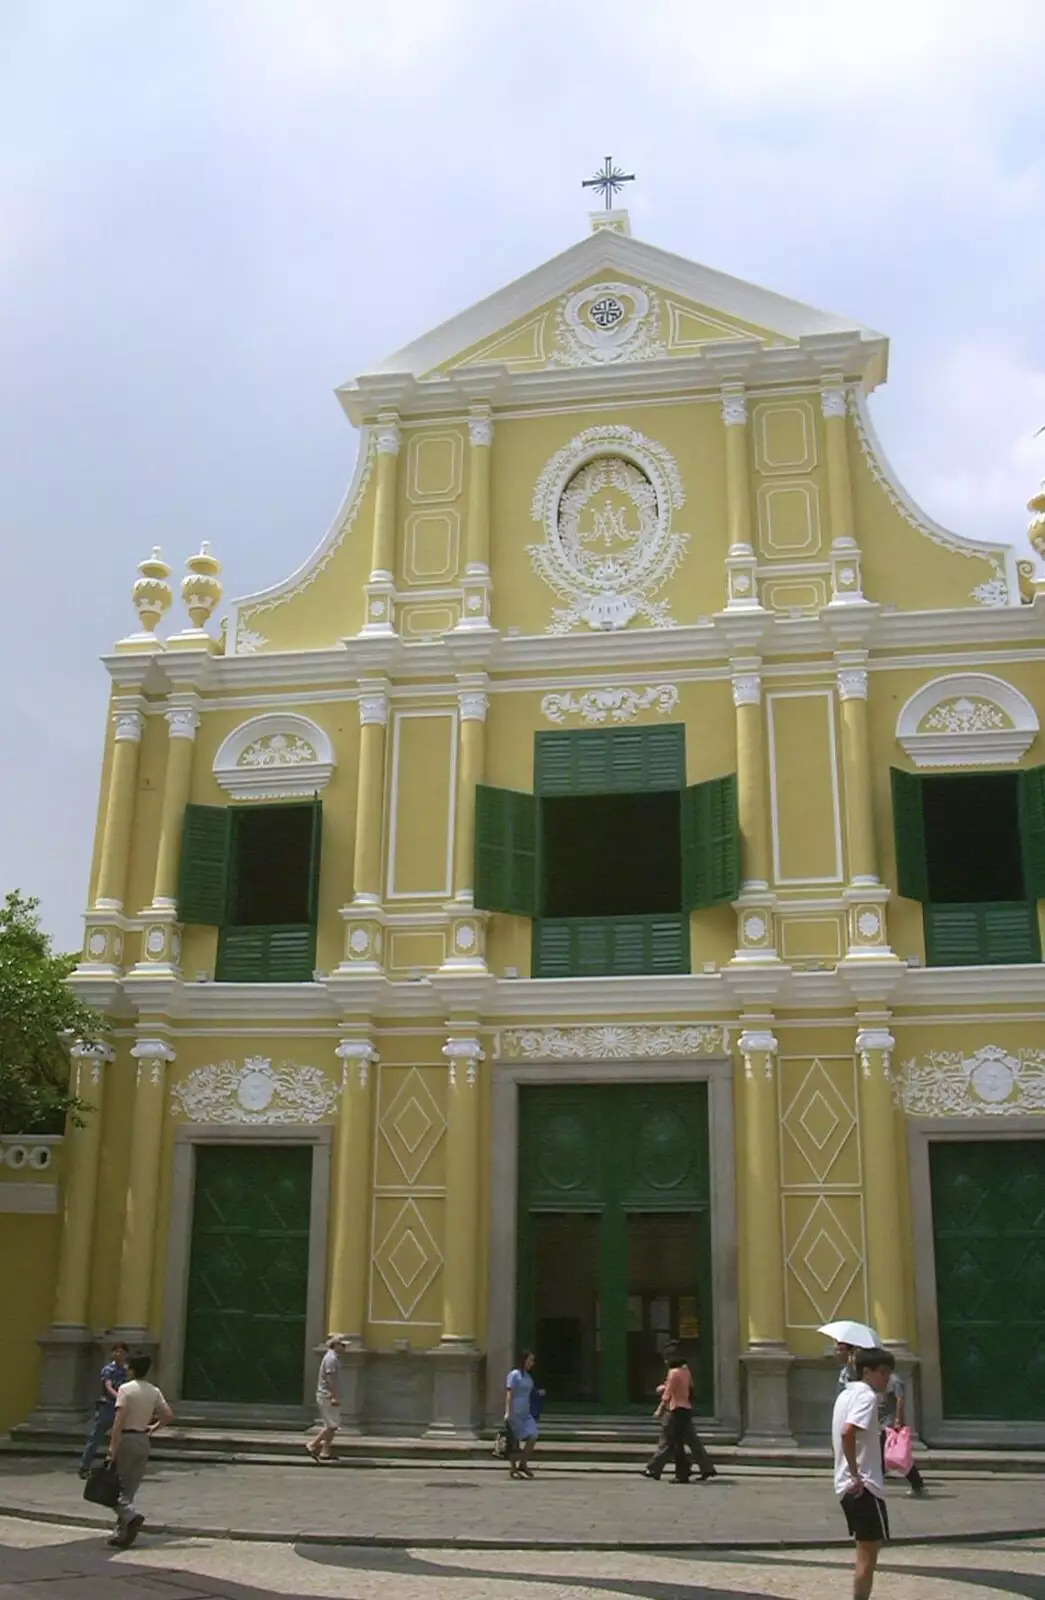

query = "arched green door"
517;1083;713;1414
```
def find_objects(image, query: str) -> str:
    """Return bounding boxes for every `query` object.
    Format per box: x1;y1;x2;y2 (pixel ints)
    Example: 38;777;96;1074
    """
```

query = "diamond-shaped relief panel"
784;1193;866;1328
378;1067;446;1185
780;1057;859;1186
371;1198;443;1321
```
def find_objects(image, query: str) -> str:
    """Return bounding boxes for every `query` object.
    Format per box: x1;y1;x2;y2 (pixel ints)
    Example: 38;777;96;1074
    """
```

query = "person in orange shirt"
642;1346;717;1483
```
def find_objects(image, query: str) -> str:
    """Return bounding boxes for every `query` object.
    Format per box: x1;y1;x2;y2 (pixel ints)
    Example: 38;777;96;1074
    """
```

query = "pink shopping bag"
883;1425;913;1474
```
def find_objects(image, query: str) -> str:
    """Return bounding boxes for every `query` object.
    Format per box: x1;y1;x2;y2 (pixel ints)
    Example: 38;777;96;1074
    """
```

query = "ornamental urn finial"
181;541;223;630
131;547;173;634
1028;481;1045;562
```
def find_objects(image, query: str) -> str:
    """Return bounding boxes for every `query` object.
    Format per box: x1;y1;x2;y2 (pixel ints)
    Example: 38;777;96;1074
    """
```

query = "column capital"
358;690;389;727
335;1038;378;1087
458;690;489;722
374;415;401;455
721;387;748;427
738;1029;777;1055
821;383;848;419
443;1036;484;1086
113;709;145;743
165;705;201;740
837;668;868;701
732;671;762;707
70;1040;114;1064
130;1039;175;1062
468;411;494;448
856;1027;895;1055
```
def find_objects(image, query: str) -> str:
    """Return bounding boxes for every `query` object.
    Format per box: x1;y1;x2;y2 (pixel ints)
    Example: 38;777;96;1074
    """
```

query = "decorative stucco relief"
896;673;1038;768
895;1045;1045;1117
213;713;335;800
499;1024;727;1060
529;426;689;633
541;684;679;725
169;1057;340;1124
547;281;666;367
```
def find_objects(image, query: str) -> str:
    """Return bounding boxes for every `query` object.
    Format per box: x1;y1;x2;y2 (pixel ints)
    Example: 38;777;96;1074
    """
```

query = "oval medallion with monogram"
537;1109;591;1193
636;1107;692;1191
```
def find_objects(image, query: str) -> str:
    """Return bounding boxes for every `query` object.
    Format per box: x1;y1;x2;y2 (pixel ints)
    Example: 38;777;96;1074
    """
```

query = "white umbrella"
818;1320;879;1347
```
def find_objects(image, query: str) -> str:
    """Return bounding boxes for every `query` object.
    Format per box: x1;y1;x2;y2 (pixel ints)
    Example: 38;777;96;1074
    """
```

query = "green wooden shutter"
474;785;537;916
1018;765;1045;899
216;924;317;983
532;914;689;977
306;799;323;922
924;902;1040;967
890;768;929;902
681;775;740;910
177;804;232;925
534;726;685;795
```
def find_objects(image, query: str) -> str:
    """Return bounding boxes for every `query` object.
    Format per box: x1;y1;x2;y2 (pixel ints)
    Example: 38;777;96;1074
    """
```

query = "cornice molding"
103;595;1045;695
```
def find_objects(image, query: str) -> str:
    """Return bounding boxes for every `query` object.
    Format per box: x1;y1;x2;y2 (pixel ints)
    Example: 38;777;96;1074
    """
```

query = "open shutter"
681;775;740;910
177;804;232;925
1018;765;1045;899
534;726;685;795
474;785;538;916
306;799;323;922
890;768;929;902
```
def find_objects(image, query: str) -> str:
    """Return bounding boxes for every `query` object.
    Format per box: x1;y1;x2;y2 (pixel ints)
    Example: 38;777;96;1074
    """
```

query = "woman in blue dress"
504;1349;539;1479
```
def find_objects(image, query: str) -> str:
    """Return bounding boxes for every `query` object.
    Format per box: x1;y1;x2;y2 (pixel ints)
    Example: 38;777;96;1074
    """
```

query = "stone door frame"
159;1123;333;1418
486;1055;741;1435
907;1114;1045;1447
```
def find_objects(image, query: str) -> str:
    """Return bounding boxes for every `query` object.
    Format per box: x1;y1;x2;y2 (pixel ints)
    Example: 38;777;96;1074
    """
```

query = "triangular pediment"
366;226;883;382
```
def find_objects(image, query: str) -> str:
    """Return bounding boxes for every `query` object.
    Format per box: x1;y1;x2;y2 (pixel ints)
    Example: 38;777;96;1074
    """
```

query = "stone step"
5;1421;1044;1474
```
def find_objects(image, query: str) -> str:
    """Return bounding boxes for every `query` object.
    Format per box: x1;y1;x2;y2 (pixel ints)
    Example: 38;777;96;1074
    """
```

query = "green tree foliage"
0;892;105;1134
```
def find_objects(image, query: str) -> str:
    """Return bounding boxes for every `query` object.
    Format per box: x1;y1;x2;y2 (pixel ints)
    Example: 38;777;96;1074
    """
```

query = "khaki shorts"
316;1397;340;1431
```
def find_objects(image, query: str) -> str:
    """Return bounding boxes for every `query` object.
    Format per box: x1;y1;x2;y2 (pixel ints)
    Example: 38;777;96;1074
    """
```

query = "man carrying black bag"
102;1354;173;1548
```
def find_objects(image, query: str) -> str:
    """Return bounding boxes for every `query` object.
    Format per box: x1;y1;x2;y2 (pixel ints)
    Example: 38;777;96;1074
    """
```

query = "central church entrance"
517;1083;713;1413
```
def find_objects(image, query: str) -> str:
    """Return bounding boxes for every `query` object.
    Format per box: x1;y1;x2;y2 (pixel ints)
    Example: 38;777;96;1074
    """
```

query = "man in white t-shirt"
832;1346;895;1599
104;1354;173;1549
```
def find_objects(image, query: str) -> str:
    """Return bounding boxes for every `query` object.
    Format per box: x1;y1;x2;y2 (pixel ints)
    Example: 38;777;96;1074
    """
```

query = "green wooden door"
517;1083;713;1414
930;1139;1045;1421
182;1145;313;1405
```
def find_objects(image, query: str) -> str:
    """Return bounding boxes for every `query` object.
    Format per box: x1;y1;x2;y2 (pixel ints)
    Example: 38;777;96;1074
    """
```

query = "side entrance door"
181;1144;312;1405
517;1083;713;1414
930;1138;1045;1421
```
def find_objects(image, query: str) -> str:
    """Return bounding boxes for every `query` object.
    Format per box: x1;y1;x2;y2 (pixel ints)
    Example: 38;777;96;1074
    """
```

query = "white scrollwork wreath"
529;425;689;633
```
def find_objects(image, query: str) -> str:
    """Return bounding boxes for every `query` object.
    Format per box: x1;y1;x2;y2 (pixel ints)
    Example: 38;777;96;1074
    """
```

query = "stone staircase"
5;1416;1044;1474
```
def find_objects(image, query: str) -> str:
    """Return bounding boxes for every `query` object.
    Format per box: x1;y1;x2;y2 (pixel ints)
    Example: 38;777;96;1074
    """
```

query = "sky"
2;0;1045;950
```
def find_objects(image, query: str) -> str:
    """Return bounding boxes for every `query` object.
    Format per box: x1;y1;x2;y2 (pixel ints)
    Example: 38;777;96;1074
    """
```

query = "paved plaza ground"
0;1513;1043;1600
0;1457;1043;1548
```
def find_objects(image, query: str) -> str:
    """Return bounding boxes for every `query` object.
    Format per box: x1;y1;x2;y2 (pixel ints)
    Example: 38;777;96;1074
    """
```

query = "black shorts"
840;1490;890;1544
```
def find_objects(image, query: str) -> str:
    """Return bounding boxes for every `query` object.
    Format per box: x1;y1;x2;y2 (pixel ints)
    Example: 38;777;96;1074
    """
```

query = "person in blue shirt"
78;1342;129;1478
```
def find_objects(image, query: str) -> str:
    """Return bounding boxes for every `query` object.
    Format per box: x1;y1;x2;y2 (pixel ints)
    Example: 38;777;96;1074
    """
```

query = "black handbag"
83;1459;121;1508
493;1422;516;1459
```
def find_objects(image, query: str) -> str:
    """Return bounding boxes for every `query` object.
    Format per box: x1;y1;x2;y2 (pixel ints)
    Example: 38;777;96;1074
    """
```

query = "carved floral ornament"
170;1057;341;1124
541;684;679;725
894;1045;1045;1117
213;713;335;800
896;673;1038;768
529;426;689;633
498;1025;728;1061
548;280;665;367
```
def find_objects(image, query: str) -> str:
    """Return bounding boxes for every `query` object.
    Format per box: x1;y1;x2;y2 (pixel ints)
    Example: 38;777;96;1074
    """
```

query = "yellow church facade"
6;212;1045;1446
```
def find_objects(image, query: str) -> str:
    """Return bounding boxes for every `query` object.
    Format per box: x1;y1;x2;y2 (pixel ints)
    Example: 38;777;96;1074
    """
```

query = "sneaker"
122;1515;145;1547
907;1485;928;1498
107;1534;127;1549
77;1467;89;1480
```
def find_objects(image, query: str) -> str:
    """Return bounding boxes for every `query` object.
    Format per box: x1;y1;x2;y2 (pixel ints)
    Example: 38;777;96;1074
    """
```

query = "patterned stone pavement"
1;1457;1043;1548
1;1516;1044;1600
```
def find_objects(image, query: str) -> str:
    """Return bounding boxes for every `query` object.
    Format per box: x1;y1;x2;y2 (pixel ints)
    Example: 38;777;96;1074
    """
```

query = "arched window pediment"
896;674;1038;768
213;713;335;800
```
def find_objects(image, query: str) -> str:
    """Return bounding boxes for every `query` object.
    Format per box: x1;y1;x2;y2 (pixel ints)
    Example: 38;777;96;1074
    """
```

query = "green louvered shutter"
306;799;323;922
890;768;929;902
474;785;537;916
925;902;1040;967
532;920;574;977
1018;765;1045;899
533;915;689;978
648;915;690;973
177;805;232;925
534;726;685;795
216;924;317;983
681;775;740;910
983;903;1041;963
